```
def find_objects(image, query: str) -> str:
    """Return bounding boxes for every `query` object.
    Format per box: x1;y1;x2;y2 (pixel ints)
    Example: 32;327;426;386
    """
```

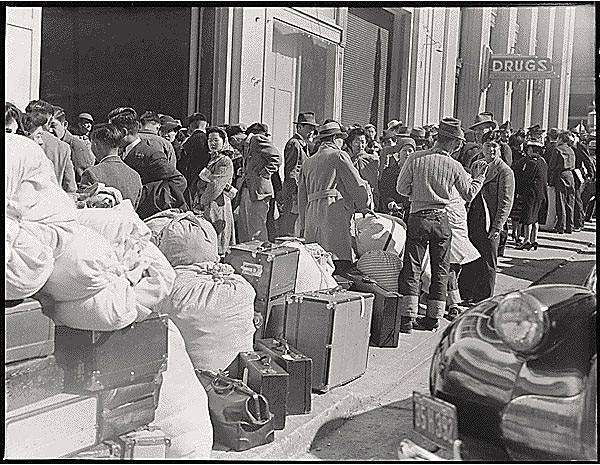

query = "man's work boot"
400;316;414;334
412;316;440;331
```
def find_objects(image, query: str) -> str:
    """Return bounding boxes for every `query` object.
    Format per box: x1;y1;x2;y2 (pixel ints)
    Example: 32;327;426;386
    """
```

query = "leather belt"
307;189;340;203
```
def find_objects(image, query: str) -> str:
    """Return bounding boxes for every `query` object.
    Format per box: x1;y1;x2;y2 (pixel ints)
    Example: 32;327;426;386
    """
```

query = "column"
510;7;537;129
455;8;492;126
529;6;556;128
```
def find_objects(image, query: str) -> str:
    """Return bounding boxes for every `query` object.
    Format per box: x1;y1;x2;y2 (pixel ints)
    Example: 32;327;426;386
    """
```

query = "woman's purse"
196;369;274;451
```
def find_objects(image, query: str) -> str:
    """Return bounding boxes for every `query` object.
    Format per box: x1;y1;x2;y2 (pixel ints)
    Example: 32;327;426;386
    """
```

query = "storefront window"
265;19;337;146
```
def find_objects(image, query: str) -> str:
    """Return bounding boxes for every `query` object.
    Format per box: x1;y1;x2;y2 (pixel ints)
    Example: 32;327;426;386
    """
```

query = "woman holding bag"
192;126;236;255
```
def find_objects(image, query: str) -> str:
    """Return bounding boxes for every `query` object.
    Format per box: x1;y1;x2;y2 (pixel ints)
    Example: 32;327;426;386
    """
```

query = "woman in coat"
298;122;371;273
516;140;548;250
192;126;236;255
345;127;380;210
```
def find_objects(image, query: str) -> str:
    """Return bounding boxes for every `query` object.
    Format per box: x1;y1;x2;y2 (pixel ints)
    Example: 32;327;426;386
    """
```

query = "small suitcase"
284;288;373;392
254;338;312;415
118;427;171;459
227;351;289;430
5;393;98;459
5;355;65;412
224;240;300;301
255;295;287;340
55;313;168;392
346;272;403;347
197;369;275;451
70;440;122;459
5;298;55;364
97;375;163;441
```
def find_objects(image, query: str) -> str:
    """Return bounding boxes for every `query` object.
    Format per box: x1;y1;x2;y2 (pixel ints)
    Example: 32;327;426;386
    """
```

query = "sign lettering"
488;55;557;81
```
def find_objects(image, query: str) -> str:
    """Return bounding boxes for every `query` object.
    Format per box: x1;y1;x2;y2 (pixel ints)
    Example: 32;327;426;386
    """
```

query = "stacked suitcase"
4;299;171;459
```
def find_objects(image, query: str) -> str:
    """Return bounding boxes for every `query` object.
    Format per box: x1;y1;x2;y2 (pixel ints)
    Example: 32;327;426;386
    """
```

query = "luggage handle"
320;285;346;295
273;338;291;354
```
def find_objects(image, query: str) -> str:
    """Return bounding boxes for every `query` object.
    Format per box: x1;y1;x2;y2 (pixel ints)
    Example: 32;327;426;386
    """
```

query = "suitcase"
70;440;122;459
5;355;65;412
283;288;374;392
197;369;275;451
346;272;403;347
256;295;287;340
333;275;353;290
254;338;312;414
5;298;55;364
224;240;300;301
227;351;289;430
55;313;168;392
97;375;163;441
5;393;98;459
118;427;171;459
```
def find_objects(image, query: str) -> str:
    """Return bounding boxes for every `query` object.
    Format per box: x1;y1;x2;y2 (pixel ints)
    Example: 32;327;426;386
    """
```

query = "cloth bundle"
145;209;219;266
277;240;338;293
158;262;256;371
75;182;124;209
353;212;407;257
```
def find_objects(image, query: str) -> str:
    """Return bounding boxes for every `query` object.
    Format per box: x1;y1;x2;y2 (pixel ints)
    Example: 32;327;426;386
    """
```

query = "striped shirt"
396;147;485;213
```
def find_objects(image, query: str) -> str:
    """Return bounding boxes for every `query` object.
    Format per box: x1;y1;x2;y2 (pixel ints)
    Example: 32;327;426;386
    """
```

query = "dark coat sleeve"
199;156;234;207
491;164;515;231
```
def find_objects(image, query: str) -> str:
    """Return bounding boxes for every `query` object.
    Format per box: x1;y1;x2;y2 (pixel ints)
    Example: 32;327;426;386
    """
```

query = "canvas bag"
145;210;219;266
353;212;407;257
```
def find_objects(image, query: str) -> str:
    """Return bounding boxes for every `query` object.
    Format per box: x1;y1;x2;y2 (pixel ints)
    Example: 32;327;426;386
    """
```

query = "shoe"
445;306;459;322
516;241;532;250
551;229;564;234
412;316;440;331
573;227;582;232
531;241;538;250
400;316;414;334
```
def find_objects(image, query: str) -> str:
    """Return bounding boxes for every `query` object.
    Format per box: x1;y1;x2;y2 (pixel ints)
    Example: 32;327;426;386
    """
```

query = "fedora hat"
316;121;344;139
387;119;403;130
438;117;466;141
78;112;94;123
469;112;498;131
410;127;426;140
294;112;318;126
246;122;270;135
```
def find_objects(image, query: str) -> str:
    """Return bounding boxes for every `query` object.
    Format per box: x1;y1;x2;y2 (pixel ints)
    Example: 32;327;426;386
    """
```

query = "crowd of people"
5;100;597;332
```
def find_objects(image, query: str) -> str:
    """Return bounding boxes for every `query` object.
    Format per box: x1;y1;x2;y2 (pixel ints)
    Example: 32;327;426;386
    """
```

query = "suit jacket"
139;130;177;168
62;130;95;183
241;134;282;201
281;133;310;213
80;155;143;208
481;157;515;231
180;130;210;195
39;131;77;193
548;143;576;187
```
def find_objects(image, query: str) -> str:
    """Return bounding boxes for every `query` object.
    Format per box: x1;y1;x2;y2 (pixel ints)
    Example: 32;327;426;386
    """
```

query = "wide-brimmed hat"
364;123;376;130
78;112;94;123
315;121;345;139
246;122;270;135
469;112;498;131
438;117;466;141
160;115;181;131
396;137;416;150
387;119;403;130
294;112;318;126
499;121;512;131
410;127;426;140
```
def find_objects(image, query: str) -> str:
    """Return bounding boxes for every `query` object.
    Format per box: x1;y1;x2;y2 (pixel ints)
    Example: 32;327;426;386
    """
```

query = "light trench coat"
298;141;371;261
446;185;480;265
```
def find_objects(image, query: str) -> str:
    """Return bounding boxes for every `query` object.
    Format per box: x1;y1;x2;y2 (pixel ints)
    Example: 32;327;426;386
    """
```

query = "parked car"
417;266;596;461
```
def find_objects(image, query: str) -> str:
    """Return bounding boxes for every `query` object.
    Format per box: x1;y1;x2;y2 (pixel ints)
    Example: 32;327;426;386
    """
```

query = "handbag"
196;369;274;451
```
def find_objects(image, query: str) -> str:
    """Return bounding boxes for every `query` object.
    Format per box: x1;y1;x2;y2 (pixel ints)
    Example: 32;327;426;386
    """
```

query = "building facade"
6;5;591;157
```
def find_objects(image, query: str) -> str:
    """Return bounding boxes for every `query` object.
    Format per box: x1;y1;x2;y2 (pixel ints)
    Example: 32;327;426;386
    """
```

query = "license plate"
412;391;458;448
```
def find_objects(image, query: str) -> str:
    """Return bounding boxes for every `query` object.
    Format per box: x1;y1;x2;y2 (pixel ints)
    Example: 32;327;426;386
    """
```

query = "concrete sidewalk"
210;220;596;461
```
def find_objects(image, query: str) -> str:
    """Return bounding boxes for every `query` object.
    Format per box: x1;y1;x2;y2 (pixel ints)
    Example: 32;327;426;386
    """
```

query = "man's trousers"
237;187;270;243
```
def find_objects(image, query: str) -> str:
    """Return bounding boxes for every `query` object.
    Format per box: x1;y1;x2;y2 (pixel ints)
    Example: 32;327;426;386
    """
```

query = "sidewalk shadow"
538;235;594;247
496;257;566;281
533;242;583;253
307;397;509;461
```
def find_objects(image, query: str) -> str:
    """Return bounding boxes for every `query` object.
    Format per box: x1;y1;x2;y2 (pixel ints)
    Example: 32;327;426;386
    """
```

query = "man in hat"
460;130;515;304
49;105;95;183
499;121;512;142
543;128;560;165
548;131;576;234
470;112;512;166
298;121;371;274
238;122;282;242
138;111;177;168
71;112;94;139
410;127;428;150
396;117;488;332
159;115;183;162
279;112;318;236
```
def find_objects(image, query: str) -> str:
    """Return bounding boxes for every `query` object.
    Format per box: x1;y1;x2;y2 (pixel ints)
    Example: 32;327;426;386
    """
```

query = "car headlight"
493;292;547;353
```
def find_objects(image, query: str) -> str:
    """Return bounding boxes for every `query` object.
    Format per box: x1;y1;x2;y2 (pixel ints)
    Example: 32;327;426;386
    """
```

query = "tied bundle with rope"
157;262;256;371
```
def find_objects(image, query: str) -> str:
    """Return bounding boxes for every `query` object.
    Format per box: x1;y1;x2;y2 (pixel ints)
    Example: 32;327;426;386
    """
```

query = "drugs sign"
489;55;556;80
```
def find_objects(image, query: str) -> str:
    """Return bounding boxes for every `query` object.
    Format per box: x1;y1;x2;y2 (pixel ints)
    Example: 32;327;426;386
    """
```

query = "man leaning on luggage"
395;117;488;333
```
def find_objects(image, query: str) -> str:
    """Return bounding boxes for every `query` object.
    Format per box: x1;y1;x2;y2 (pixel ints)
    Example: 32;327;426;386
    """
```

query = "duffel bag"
196;369;274;452
157;262;255;371
277;240;338;293
356;250;403;292
353;212;406;257
145;210;219;266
